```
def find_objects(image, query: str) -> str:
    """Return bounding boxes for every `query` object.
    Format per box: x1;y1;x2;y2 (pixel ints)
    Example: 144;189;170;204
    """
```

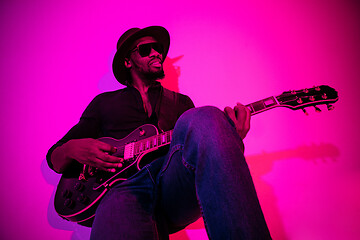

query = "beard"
142;68;165;81
132;58;165;81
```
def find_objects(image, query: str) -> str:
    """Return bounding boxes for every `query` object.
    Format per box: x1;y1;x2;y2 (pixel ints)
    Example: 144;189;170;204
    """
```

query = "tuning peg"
302;108;309;115
327;104;335;111
314;106;321;112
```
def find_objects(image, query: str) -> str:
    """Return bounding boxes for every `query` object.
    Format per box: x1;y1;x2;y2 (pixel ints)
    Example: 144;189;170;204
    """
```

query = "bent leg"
159;106;271;239
90;167;165;240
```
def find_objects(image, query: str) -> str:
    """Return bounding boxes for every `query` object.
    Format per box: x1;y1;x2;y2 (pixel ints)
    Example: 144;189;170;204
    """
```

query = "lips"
149;58;162;67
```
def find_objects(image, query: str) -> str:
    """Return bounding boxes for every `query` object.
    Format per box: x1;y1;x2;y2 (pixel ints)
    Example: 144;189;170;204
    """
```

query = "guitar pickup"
124;142;135;160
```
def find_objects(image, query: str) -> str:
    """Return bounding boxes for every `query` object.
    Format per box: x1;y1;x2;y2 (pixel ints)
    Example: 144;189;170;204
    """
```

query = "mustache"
149;56;163;63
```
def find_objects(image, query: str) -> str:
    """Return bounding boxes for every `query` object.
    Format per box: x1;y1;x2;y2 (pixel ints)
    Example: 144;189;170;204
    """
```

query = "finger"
244;110;251;131
85;156;123;173
224;106;236;122
233;103;251;139
244;105;251;131
235;104;250;124
234;103;246;119
110;154;124;163
96;140;117;153
237;103;251;128
101;152;124;163
90;142;122;163
95;158;124;171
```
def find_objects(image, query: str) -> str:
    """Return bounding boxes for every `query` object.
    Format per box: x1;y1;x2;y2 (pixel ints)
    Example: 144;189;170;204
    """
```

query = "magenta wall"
1;0;359;239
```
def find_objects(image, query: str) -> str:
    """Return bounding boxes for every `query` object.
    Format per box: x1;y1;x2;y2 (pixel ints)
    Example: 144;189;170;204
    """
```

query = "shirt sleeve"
46;95;102;170
177;94;195;117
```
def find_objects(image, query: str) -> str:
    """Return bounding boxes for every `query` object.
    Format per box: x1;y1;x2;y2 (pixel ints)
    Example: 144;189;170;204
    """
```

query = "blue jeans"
90;106;272;240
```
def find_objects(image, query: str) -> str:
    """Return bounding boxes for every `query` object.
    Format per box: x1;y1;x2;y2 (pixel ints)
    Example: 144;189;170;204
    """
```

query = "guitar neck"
128;96;280;158
246;96;279;115
126;85;338;158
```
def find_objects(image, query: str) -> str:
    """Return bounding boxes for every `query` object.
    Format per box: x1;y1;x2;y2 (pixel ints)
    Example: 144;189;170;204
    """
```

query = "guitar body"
54;85;338;226
54;124;160;226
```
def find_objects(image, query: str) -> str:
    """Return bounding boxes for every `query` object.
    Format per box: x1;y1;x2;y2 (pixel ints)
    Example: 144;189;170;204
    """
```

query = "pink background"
1;0;359;239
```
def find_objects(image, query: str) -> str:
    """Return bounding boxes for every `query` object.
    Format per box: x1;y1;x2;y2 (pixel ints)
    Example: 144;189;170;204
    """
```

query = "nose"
149;47;162;59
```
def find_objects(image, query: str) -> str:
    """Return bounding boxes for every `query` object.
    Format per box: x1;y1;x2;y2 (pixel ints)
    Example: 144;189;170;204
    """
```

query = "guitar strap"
156;87;179;132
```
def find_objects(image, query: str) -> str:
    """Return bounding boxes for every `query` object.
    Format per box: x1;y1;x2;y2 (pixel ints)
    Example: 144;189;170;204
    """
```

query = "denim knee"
175;106;236;136
180;106;224;121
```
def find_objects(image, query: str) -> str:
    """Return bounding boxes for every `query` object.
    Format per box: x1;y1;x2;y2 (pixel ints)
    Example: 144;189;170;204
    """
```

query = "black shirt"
46;83;194;170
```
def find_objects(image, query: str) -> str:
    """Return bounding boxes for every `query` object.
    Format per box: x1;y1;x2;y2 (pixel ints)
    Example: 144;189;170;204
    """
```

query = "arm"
50;138;123;173
47;94;123;173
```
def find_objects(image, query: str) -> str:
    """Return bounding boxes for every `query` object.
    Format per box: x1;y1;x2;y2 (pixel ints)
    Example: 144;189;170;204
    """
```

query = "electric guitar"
54;85;338;226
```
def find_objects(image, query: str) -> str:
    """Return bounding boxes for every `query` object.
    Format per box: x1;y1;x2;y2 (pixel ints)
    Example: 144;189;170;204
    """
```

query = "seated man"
47;26;272;240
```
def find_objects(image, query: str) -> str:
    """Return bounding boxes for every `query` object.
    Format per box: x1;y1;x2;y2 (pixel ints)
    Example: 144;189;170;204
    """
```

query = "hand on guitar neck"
51;138;124;173
224;102;251;140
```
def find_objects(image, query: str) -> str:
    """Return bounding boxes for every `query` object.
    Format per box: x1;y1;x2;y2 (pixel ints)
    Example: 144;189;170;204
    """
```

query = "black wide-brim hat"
112;26;170;85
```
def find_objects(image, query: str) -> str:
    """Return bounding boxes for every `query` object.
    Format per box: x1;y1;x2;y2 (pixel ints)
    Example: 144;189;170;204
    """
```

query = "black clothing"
46;83;194;171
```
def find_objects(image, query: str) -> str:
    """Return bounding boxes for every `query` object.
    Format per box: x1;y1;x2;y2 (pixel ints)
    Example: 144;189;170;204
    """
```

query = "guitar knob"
77;194;89;204
302;108;309;116
64;198;75;208
62;189;72;198
74;182;85;192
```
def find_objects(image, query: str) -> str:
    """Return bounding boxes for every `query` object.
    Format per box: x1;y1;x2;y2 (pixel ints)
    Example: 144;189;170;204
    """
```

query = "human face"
125;36;165;80
130;42;164;58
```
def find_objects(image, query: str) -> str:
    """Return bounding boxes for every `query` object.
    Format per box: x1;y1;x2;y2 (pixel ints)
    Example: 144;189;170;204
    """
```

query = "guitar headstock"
276;85;338;113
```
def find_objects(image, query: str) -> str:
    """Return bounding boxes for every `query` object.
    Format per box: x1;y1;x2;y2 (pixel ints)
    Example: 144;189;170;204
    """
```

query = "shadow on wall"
246;143;340;240
41;53;340;240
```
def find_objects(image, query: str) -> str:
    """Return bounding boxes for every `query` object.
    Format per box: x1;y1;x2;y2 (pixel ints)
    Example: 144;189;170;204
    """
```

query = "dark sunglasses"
131;42;164;57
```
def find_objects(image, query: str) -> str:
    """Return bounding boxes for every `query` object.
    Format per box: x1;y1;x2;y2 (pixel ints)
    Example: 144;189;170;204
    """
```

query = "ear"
124;58;131;69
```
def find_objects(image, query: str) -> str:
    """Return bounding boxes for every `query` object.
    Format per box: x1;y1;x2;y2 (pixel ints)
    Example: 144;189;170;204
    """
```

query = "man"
47;26;272;239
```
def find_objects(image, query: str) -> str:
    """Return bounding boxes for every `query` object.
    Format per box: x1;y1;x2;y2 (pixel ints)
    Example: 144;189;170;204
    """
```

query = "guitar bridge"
124;142;135;160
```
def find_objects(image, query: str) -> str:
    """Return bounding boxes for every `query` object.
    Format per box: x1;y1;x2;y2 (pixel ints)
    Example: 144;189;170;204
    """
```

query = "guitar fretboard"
246;96;279;115
124;96;281;160
123;86;338;159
